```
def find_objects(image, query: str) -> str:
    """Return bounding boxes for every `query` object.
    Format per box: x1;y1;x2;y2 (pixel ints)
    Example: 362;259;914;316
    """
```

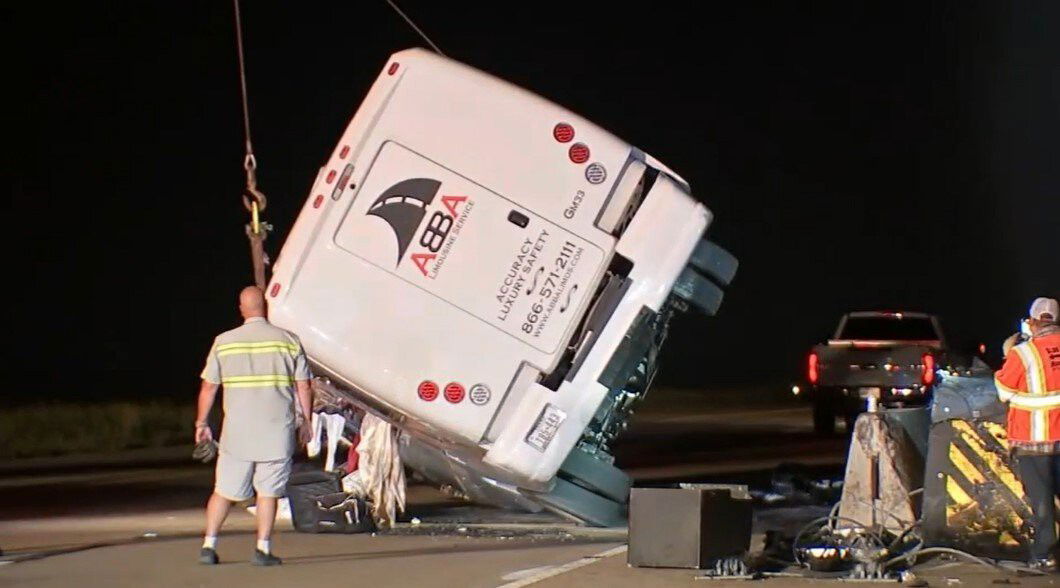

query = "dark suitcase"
287;470;375;534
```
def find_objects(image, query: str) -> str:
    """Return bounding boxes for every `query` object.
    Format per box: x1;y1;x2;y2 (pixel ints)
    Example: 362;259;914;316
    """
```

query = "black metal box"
628;485;752;568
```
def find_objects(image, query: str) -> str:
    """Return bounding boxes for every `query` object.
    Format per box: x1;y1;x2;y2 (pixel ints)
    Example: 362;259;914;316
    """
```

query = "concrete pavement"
1;528;624;587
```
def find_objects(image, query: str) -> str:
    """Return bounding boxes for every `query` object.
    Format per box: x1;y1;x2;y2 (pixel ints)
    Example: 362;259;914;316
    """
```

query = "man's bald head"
239;286;266;319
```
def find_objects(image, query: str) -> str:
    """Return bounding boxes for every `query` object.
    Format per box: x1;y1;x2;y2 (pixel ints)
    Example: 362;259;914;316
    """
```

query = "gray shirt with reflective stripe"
201;317;312;461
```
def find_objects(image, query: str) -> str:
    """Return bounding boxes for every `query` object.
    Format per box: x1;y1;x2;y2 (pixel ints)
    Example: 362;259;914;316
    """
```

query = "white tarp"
342;413;406;528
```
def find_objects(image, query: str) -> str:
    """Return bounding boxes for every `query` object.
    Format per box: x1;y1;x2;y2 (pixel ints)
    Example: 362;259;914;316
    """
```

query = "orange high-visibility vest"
995;332;1060;443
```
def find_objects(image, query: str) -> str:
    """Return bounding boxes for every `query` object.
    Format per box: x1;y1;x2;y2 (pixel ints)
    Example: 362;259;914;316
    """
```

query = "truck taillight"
808;352;819;384
921;354;935;385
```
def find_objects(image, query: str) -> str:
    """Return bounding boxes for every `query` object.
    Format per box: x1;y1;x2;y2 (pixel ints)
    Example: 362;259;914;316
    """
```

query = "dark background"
8;2;1058;401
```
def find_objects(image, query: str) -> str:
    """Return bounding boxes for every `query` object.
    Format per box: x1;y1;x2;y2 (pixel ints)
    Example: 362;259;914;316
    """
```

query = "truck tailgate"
816;344;933;388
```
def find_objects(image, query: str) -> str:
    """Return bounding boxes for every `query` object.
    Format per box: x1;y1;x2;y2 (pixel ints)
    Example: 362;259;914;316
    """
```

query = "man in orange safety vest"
995;296;1060;569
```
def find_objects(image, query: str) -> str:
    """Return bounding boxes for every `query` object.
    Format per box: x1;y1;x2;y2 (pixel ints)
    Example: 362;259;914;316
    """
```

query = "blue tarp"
930;359;1006;423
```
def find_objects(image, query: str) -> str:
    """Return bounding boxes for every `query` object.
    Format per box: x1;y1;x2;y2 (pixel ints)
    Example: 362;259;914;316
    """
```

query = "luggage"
287;469;375;534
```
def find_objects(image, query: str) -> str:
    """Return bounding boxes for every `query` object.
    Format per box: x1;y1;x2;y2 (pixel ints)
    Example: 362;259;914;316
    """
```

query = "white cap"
1029;297;1059;322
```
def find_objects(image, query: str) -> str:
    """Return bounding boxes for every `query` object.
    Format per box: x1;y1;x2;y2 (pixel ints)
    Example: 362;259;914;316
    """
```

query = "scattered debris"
749;463;843;507
695;557;758;581
900;571;928;587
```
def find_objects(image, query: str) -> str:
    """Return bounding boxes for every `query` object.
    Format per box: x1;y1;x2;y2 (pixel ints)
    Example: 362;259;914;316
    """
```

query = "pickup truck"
267;49;737;525
806;311;944;434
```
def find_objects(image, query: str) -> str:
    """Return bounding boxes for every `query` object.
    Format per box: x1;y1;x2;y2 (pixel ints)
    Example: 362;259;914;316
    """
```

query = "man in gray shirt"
195;286;313;566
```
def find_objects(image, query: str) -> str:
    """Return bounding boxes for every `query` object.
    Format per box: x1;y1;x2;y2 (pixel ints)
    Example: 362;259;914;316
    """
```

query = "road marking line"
501;565;557;581
496;544;626;588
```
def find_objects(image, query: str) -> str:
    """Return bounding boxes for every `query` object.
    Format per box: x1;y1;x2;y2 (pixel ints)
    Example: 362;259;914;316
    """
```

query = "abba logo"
367;178;468;277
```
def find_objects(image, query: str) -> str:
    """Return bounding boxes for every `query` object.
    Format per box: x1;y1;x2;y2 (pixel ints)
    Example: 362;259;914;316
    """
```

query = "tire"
525;478;628;527
558;446;632;504
813;401;836;435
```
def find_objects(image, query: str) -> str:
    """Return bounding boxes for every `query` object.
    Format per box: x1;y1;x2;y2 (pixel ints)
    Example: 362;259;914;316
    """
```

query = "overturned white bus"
267;48;736;525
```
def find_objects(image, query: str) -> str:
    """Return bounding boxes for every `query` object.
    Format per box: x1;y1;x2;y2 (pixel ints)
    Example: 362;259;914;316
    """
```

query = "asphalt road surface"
3;388;1048;587
0;388;840;520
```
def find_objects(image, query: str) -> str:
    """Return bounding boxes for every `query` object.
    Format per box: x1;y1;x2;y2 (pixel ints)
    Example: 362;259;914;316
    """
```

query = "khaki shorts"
214;450;292;501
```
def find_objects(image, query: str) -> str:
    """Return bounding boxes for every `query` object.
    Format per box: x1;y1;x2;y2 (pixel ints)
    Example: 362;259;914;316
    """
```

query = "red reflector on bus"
339;145;350;159
269;283;281;297
553;123;574;143
569;143;590;164
388;63;399;76
444;382;465;403
417;381;438;401
326;170;336;184
313;194;324;208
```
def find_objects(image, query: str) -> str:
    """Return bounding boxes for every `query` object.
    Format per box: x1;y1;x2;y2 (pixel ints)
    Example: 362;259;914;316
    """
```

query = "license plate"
858;387;882;398
526;404;567;452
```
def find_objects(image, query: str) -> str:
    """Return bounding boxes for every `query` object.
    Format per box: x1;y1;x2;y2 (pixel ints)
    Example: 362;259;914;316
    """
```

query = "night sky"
8;2;1059;401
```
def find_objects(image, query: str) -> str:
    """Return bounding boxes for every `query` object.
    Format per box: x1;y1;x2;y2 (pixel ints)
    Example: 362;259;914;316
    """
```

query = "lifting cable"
229;0;440;291
384;0;444;56
233;0;270;290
